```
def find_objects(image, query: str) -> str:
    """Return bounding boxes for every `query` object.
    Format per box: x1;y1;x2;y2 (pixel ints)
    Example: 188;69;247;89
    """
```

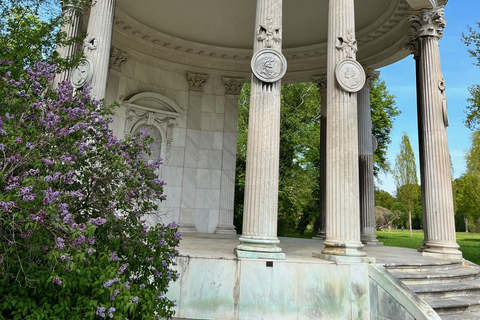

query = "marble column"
314;0;367;260
216;77;243;234
52;0;84;89
178;73;210;233
312;76;327;240
358;69;381;245
236;0;285;259
407;6;462;259
84;0;116;99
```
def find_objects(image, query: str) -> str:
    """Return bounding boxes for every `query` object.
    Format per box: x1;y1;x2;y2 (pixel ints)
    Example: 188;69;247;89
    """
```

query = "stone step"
391;268;480;285
425;295;480;315
410;279;480;299
385;261;465;273
440;311;480;320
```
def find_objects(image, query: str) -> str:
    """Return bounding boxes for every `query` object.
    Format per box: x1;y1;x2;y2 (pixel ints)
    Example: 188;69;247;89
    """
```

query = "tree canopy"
462;22;480;130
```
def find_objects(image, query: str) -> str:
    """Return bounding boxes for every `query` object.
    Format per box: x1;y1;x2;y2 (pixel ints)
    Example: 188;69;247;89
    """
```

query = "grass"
377;230;480;265
286;229;480;265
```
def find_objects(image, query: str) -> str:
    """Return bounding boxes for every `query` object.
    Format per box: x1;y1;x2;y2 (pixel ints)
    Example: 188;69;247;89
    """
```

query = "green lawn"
377;230;480;265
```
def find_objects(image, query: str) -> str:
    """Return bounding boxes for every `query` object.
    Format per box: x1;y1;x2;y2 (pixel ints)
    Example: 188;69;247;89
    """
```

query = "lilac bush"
0;58;181;319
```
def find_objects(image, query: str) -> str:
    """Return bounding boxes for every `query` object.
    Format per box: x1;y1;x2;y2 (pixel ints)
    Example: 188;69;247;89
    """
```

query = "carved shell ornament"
334;58;365;93
251;49;287;83
257;17;282;48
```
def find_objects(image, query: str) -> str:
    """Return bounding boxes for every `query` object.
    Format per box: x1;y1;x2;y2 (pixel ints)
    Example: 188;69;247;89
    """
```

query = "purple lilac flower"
0;201;14;211
139;284;145;290
56;237;65;250
96;307;106;318
54;277;62;285
26;142;34;150
44;187;60;204
42;158;53;165
15;137;21;144
156;292;164;300
87;248;96;255
145;256;153;262
89;217;107;226
130;296;139;303
118;263;129;274
107;307;115;318
103;278;121;288
109;251;122;261
70;190;84;198
110;289;120;300
124;281;130;289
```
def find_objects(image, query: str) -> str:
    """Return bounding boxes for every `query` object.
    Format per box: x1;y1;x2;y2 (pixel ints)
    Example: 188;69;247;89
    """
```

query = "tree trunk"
465;217;469;233
409;210;413;237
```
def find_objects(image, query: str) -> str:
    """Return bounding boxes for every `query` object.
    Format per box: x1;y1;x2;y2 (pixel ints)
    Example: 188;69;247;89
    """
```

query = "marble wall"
105;56;239;233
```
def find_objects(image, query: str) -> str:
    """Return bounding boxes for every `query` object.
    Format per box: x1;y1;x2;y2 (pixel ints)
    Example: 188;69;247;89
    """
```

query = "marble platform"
166;233;444;320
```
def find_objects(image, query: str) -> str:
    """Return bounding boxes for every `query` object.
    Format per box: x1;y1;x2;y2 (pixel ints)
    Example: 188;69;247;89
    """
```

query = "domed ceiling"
112;0;448;81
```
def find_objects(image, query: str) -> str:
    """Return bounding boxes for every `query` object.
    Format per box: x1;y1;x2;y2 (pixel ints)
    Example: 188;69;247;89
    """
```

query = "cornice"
112;0;417;81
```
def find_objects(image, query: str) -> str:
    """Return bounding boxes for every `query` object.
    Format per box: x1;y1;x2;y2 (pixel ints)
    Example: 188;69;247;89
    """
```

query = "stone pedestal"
312;76;327;240
407;7;462;259
316;0;366;260
52;1;84;89
236;0;285;259
84;0;116;99
358;69;382;245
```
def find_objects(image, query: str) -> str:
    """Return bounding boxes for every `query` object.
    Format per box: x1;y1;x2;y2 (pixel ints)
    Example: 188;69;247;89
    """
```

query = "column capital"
312;75;327;95
407;6;446;40
186;73;209;92
222;77;244;95
405;31;420;58
364;68;380;89
60;0;87;11
109;47;130;72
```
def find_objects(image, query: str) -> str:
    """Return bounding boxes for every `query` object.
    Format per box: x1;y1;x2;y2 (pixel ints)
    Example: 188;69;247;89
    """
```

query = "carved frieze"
110;47;130;71
251;49;287;83
186;73;209;92
336;30;358;58
257;17;282;48
407;6;446;39
222;77;244;95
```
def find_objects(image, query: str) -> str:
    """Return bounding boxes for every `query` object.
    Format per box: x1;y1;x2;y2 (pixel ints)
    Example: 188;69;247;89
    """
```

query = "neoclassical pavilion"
55;0;468;318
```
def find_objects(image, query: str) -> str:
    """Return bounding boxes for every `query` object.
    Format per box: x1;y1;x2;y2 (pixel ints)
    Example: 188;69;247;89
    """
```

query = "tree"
371;78;401;177
0;5;180;319
234;79;399;235
462;22;480;130
393;132;419;237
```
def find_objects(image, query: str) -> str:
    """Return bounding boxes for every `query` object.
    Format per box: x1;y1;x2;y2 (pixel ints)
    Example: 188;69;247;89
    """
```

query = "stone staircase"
385;260;480;320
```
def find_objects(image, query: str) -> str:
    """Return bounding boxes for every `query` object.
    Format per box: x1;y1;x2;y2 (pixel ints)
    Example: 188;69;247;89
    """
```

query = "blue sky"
377;0;480;194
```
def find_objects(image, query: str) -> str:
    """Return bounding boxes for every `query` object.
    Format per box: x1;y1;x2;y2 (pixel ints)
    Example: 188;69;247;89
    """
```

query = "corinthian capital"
407;6;446;39
364;68;380;89
312;76;327;95
222;77;243;95
186;73;209;92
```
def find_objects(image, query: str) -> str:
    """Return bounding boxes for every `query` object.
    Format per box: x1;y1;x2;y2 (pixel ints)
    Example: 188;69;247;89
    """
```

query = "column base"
312;252;375;264
419;241;463;260
313;230;326;240
215;224;237;235
320;240;367;257
361;234;383;245
235;236;285;260
178;223;197;233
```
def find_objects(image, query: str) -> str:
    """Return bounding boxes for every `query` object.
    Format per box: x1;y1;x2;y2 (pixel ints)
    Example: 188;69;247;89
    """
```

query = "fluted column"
358;69;381;245
314;0;367;260
52;1;84;89
84;0;116;99
236;0;285;259
407;6;462;259
216;77;243;234
312;76;327;240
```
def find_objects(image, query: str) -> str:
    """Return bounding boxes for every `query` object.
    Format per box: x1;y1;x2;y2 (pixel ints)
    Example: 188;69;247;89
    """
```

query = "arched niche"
124;92;182;164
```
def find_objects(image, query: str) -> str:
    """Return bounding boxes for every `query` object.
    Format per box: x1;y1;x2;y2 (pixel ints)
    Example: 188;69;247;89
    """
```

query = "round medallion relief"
251;48;287;83
334;58;365;93
71;58;93;89
134;124;162;163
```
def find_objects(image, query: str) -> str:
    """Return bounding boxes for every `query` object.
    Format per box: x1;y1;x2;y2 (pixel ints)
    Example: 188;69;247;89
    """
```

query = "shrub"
0;58;180;319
